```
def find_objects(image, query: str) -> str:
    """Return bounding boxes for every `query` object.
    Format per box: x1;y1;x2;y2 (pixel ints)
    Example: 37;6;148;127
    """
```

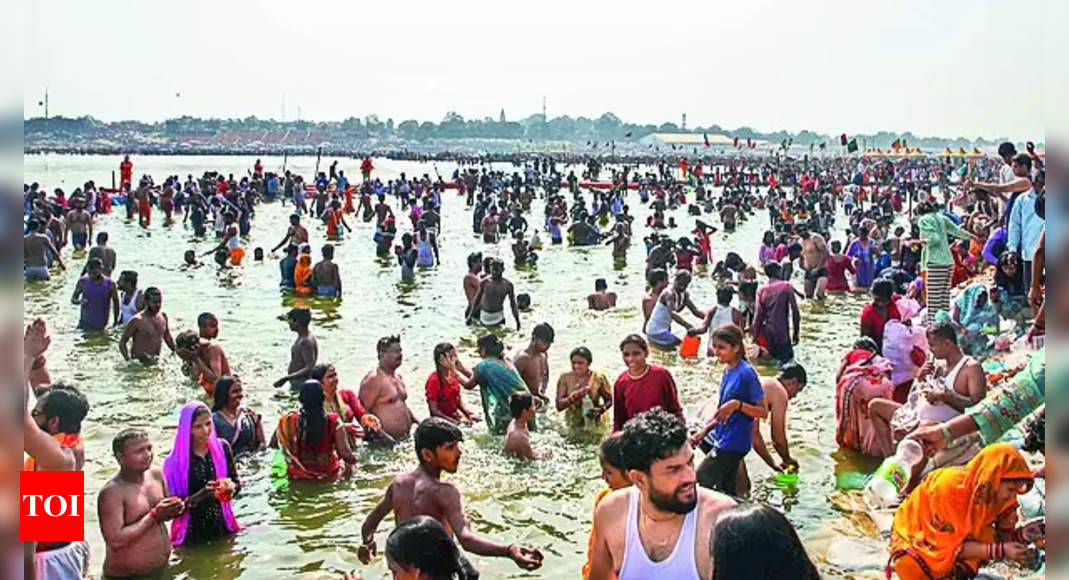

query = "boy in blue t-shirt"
691;325;767;495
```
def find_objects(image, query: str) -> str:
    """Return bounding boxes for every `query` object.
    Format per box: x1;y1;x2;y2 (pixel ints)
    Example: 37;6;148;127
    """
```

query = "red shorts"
138;199;151;220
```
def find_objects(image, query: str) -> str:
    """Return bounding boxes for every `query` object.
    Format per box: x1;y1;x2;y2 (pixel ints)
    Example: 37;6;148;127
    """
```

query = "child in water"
504;392;548;460
183;250;201;268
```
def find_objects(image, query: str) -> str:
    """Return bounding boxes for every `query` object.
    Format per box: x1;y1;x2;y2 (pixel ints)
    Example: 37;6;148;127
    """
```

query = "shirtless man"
119;287;176;364
373;194;393;225
311;244;342;297
87;231;117;275
65;199;93;250
514;323;554;402
797;225;829;299
739;362;807;495
159;184;175;223
359;418;544;575
135;185;152;227
462;252;484;321
869;322;986;459
466;259;521;331
588;278;618;310
359;335;418;441
588;409;735;580
604;221;631;261
273;307;318;389
24;217;65;281
176;313;231;393
97;429;183;578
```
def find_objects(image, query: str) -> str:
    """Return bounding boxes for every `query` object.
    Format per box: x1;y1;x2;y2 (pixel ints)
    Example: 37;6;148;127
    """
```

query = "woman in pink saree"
835;339;895;457
163;401;240;545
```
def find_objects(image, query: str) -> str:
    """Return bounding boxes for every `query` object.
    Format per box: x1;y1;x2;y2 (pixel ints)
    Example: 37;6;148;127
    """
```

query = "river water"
24;154;885;579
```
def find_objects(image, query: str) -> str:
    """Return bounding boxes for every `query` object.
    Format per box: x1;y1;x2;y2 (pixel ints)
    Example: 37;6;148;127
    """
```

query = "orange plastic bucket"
679;334;700;358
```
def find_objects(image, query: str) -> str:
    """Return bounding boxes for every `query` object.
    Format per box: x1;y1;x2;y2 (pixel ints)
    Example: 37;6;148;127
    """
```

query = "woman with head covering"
162;401;240;545
271;379;357;480
889;443;1036;578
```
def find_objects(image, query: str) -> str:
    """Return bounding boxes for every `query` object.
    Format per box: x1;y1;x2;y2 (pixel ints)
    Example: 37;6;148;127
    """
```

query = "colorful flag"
840;133;848;146
891;139;901;151
703;133;710;147
847;138;859;153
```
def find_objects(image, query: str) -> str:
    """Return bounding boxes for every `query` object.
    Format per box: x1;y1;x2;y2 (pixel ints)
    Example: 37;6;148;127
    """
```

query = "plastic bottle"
864;439;924;508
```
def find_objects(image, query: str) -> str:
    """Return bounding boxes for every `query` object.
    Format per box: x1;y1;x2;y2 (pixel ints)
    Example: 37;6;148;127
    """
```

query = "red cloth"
425;371;461;418
612;365;683;431
860;300;901;348
337;389;366;422
826;256;856;291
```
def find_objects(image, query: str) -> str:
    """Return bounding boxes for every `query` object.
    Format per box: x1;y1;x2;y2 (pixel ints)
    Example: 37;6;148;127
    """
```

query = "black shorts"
697;447;746;496
804;267;829;281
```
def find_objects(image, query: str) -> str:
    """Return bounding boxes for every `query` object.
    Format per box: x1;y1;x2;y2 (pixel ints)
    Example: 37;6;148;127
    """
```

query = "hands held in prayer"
24;318;51;362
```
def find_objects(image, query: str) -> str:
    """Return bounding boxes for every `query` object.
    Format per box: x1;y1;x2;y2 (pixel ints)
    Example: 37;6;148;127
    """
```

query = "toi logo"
20;471;85;542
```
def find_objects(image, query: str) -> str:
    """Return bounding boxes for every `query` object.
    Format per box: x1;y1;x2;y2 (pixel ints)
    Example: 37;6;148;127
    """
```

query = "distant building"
637;132;745;151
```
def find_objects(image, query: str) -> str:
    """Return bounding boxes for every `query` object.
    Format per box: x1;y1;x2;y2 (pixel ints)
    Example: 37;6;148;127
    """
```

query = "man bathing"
273;307;318;389
97;429;182;578
588;409;735;580
359;335;419;441
311;244;342;297
119;287;176;364
514;323;554;402
359;418;544;575
466;259;521;331
798;225;830;299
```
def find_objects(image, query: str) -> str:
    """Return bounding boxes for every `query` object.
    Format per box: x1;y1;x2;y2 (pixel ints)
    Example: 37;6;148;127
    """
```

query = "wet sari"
276;411;342;481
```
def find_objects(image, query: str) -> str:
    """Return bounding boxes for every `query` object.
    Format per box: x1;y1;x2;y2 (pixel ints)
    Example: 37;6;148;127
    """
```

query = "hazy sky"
23;0;1046;140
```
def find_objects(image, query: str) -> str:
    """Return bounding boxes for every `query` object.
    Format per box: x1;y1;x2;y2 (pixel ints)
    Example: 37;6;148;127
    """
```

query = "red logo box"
20;471;85;541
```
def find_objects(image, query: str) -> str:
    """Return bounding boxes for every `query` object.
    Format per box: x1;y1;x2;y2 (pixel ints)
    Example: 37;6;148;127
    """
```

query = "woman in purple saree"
163;401;240;545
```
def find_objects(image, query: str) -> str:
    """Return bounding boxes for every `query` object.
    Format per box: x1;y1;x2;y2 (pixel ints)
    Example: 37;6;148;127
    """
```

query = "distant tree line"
24;112;1019;150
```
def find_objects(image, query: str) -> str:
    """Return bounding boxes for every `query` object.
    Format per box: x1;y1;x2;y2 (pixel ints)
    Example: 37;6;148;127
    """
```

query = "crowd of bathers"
23;139;1047;579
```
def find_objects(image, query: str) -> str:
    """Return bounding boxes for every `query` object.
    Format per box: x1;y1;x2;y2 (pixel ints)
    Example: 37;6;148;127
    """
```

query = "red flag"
840;133;848;146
